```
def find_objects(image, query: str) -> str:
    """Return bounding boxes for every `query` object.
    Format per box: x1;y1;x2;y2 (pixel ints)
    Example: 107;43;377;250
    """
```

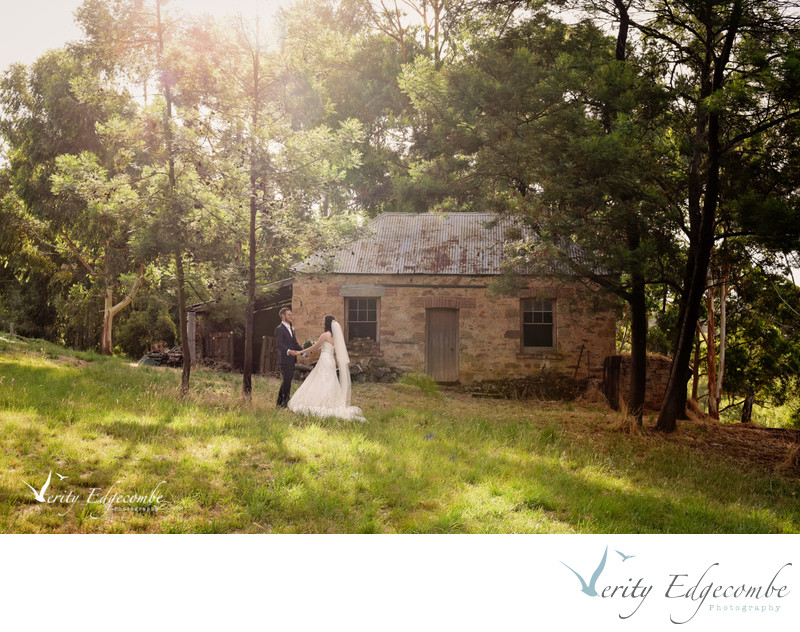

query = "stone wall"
295;356;403;384
291;273;617;384
602;354;672;412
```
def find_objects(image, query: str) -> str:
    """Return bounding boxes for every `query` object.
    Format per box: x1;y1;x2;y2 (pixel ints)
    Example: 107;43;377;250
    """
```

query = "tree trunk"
157;0;190;395
706;278;719;419
691;323;701;400
657;1;741;432
741;394;755;423
614;0;647;426
657;149;718;431
658;94;708;431
242;185;256;398
242;25;261;401
716;272;728;417
101;264;145;355
102;287;115;355
628;252;647;426
175;252;190;395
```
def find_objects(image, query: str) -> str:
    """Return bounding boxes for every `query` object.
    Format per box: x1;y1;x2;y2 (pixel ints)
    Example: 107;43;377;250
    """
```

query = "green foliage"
398;12;680;297
0;46;135;341
647;307;679;356
114;299;176;359
398;372;441;397
53;283;101;350
723;269;800;408
720;399;800;430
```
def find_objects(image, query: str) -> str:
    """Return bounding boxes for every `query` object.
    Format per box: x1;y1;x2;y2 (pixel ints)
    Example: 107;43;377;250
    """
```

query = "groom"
275;307;303;408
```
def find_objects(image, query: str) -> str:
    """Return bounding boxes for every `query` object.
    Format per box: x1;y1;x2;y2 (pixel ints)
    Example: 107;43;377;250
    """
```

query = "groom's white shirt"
282;321;293;355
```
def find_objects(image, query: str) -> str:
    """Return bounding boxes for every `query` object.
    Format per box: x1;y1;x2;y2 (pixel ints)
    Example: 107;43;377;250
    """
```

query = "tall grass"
1;334;798;533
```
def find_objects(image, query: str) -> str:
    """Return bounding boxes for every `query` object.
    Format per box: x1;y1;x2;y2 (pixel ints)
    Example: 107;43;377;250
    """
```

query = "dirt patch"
645;417;800;479
58;355;88;367
463;380;800;479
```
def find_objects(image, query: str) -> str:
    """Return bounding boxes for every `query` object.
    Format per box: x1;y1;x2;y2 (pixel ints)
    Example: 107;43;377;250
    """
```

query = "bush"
115;301;176;358
398;372;441;397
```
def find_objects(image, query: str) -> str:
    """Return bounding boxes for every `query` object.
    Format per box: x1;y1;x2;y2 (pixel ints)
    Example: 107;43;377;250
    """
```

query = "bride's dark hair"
324;315;335;333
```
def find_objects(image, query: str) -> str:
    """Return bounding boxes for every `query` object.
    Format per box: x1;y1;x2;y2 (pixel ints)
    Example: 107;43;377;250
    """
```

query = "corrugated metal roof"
294;212;533;276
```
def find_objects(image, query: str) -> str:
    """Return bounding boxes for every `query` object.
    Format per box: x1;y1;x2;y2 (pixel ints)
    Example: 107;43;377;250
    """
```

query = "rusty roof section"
294;212;541;276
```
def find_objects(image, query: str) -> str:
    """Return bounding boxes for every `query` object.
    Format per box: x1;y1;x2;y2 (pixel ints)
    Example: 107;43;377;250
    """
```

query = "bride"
287;315;366;422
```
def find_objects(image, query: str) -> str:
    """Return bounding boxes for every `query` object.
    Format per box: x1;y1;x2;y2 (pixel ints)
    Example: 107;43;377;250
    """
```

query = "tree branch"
108;263;146;317
722;110;800;153
61;232;102;278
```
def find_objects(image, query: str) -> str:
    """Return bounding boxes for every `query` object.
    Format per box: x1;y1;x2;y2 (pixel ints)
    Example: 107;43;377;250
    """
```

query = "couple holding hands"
274;307;366;422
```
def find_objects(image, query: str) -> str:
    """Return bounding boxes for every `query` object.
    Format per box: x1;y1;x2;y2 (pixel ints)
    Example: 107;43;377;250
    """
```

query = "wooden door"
426;308;459;382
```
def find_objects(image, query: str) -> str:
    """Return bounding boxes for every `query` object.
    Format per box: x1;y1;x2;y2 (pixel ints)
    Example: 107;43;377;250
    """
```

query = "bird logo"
561;546;608;597
23;470;52;503
616;550;635;562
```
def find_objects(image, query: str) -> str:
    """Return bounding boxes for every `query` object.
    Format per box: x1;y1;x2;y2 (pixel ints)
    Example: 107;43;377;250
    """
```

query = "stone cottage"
289;212;617;384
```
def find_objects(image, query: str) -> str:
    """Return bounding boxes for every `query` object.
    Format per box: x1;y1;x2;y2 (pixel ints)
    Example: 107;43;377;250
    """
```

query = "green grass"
1;334;798;533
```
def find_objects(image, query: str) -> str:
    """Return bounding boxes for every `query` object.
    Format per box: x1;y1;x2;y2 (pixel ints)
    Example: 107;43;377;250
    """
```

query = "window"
522;299;554;349
346;297;379;341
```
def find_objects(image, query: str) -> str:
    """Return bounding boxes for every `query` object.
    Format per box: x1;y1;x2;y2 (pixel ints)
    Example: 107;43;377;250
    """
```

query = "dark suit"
275;322;303;407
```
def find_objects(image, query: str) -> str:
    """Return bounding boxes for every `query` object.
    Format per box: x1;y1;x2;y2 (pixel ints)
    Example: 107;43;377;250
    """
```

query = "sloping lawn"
1;335;798;533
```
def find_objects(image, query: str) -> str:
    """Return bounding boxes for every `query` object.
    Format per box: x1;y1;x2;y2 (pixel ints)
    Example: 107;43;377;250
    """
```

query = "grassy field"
1;334;798;533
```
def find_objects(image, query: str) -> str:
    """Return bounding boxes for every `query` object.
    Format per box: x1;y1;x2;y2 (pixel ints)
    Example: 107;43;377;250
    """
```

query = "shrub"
115;301;176;358
398;372;441;397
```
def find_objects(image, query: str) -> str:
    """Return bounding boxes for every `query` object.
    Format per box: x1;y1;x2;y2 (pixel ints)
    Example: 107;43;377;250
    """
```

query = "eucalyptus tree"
0;46;137;345
50;152;146;354
277;0;480;217
74;0;228;391
351;0;468;63
699;113;800;418
176;12;365;398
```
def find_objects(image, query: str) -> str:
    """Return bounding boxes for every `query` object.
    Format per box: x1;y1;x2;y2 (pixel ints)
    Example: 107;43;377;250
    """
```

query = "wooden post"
9;322;14;336
259;336;267;374
573;344;585;378
187;312;197;366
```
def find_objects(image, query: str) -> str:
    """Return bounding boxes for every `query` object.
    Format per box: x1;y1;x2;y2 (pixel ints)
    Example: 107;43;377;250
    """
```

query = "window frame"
345;297;381;344
520;298;557;352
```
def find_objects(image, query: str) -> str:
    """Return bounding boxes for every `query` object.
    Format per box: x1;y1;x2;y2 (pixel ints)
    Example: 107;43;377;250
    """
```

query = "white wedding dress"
288;322;366;422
